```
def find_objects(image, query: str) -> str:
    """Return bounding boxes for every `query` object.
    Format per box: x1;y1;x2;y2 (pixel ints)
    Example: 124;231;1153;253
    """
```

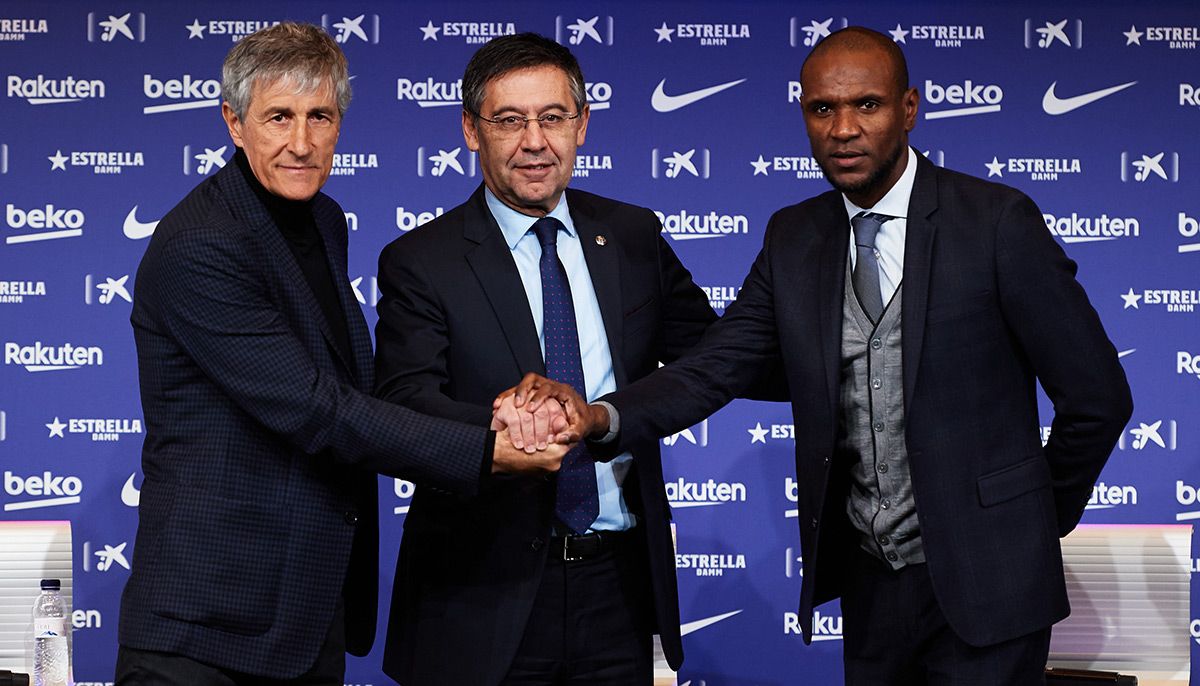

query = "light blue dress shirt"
485;188;636;532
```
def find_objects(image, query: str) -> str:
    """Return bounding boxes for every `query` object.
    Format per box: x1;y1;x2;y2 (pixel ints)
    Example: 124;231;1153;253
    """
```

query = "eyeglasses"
473;111;582;135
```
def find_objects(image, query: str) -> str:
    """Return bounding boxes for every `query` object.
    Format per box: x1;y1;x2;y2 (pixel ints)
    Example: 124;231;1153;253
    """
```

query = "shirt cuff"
590;400;619;444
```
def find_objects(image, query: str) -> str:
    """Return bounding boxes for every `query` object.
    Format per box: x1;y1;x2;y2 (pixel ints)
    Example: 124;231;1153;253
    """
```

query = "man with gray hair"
115;23;564;685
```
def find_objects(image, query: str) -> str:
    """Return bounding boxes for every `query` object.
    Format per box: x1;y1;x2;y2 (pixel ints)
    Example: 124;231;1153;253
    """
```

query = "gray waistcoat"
838;264;925;569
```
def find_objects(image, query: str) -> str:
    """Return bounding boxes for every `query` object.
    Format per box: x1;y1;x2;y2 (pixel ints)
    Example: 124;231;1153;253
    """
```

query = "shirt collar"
484;187;576;250
842;146;918;221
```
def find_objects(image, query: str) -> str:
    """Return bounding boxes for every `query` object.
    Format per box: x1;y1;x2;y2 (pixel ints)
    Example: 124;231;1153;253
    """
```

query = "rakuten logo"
4;470;83;510
143;74;221;114
784;611;843;641
923;79;1003;119
5;341;103;371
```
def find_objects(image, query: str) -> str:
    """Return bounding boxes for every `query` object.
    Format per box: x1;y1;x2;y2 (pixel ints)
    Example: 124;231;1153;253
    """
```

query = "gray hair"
222;22;351;120
462;32;586;118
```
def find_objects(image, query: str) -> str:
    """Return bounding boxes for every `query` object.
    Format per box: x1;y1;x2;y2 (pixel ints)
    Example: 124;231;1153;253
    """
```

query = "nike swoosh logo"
651;78;746;113
1042;80;1137;115
121;473;141;507
680;609;742;636
123;206;159;239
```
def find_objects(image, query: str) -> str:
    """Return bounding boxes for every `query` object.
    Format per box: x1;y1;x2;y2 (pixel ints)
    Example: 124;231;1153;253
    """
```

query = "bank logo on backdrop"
701;284;740;313
888;22;985;47
393;478;414;515
1180;213;1200;253
84;274;132;305
653;20;749;46
416;146;476;178
785;610;843;641
7;74;106;105
182;145;228;175
419;19;515;44
1024;19;1082;49
5;341;103;372
1086;482;1138;510
1124;24;1199;49
923;79;1003;119
1121;152;1180;182
789;17;848;48
0;143;6;173
87;12;144;43
1117;419;1178;451
663;419;708;448
321;13;379;44
3;470;84;511
572;154;613;179
653;208;747;242
984;155;1081;181
651;148;710;179
48;148;144;174
82;541;129;572
0;18;49;41
348;276;379;307
557;16;613;46
396;77;461;107
142;74;221;114
0;280;47;304
784;547;803;578
1043;212;1140;244
396;206;445;232
1121;287;1198;313
751;153;823;180
676;547;746;577
185;18;279;41
330;152;379;177
1042;80;1137;115
5;204;85;245
665;478;747;508
651;78;745;113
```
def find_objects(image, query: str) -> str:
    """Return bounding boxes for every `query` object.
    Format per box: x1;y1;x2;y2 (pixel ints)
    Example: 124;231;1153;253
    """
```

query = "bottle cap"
39;579;60;591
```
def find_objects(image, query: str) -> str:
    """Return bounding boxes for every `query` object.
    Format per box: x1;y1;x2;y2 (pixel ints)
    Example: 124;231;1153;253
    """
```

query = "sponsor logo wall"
1;2;1194;683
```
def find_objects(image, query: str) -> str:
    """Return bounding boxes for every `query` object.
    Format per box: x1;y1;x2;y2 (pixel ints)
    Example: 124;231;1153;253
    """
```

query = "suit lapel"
815;197;850;423
312;196;373;389
461;186;547;376
901;154;939;408
570;192;627;387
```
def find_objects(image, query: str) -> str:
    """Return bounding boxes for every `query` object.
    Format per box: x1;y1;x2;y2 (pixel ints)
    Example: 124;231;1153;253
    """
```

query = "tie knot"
532;216;565;248
852;212;890;248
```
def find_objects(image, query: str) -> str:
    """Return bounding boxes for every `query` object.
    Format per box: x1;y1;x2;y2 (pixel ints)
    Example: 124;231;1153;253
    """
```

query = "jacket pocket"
977;455;1051;507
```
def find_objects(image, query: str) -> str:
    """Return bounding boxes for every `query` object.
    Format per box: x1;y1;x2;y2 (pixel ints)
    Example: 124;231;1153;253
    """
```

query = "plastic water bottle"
31;579;70;686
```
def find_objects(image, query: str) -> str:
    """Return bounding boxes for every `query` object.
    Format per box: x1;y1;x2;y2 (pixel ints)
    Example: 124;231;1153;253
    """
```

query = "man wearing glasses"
373;32;717;685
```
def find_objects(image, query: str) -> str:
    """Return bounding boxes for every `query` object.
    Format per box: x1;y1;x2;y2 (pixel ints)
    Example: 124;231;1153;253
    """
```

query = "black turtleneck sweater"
234;149;353;367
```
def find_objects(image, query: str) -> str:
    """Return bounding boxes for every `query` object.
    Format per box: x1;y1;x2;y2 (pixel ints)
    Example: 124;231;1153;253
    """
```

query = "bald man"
511;26;1132;684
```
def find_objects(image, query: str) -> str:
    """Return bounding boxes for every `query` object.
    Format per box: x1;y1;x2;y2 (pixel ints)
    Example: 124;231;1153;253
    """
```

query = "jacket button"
530;537;544;551
811;517;819;530
823;455;830;466
344;512;358;525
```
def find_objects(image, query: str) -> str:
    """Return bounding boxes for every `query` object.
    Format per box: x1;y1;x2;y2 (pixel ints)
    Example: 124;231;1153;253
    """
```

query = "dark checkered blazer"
119;159;488;678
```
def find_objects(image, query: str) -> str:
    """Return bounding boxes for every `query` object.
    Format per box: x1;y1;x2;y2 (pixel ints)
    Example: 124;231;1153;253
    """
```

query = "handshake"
488;373;612;475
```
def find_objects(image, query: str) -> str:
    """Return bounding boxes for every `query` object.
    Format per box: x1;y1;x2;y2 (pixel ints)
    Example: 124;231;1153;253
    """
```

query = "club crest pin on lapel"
595;235;607;246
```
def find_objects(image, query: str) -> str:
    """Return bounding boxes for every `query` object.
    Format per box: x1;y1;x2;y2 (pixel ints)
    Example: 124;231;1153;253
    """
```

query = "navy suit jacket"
604;153;1132;647
374;186;718;684
119;160;489;677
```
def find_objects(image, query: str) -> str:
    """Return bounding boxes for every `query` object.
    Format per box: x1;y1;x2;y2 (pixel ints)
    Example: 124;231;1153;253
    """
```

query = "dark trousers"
842;548;1051;686
114;598;345;686
502;532;654;685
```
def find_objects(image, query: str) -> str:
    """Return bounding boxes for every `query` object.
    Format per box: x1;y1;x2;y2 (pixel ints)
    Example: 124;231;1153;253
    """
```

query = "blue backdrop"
1;1;1197;684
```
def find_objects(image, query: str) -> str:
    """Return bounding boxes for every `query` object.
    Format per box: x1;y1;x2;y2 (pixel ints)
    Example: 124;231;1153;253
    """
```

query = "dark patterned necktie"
851;212;892;322
533;216;599;534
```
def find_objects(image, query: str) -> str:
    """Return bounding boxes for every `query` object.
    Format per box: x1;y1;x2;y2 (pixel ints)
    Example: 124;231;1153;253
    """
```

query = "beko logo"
4;470;83;510
143;74;222;114
923;79;1002;119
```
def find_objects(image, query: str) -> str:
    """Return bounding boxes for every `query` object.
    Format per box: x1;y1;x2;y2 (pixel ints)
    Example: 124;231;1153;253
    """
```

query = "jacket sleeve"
148;224;487;496
993;191;1133;535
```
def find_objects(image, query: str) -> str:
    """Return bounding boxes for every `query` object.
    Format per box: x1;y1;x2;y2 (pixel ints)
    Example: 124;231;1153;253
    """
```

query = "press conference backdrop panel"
0;1;1197;684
